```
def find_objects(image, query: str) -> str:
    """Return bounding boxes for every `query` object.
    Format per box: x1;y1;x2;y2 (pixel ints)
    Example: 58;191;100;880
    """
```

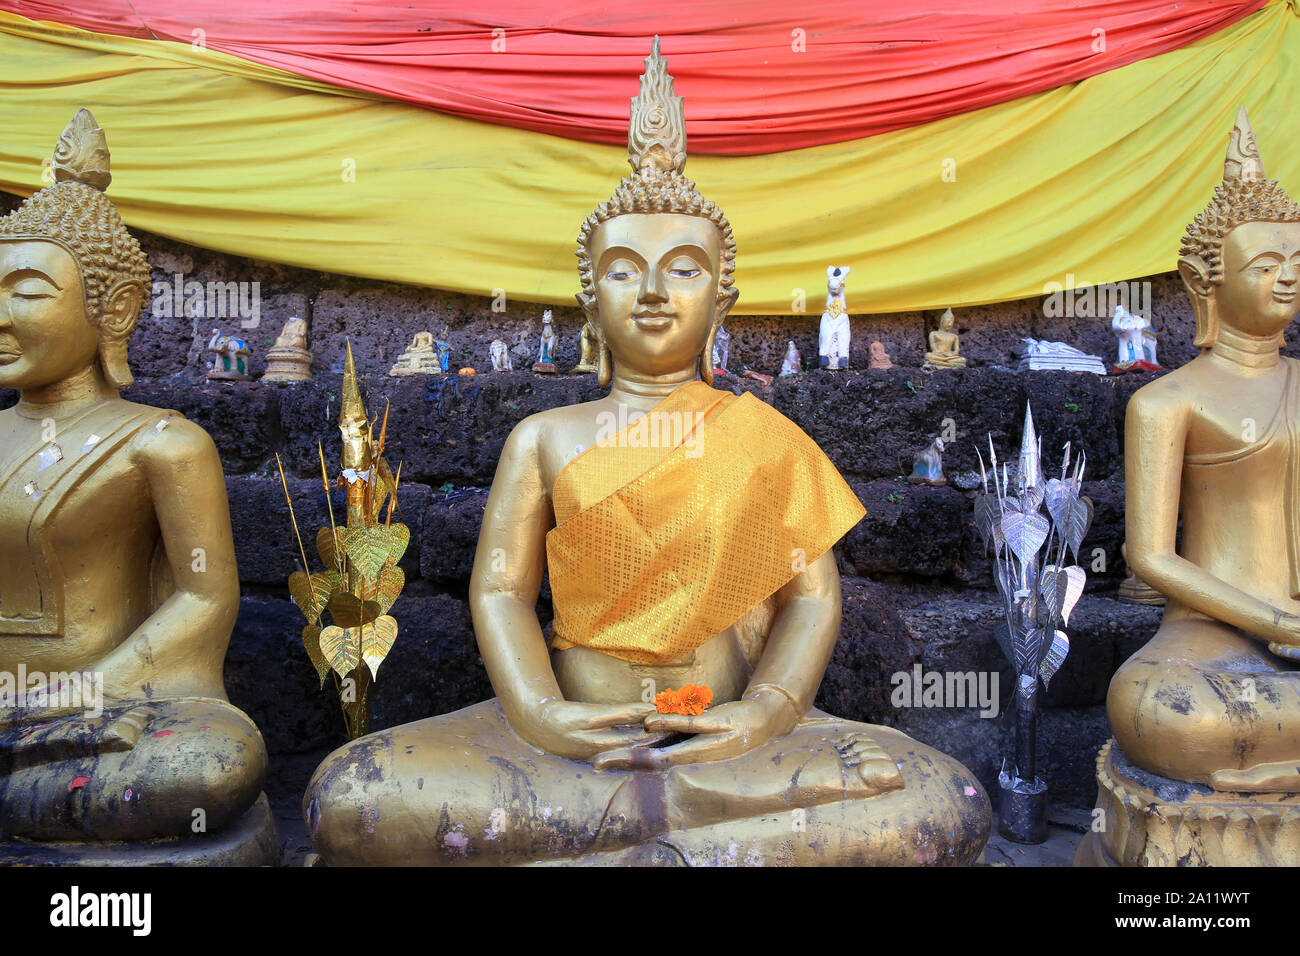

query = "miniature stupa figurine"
261;316;312;382
909;435;946;486
712;323;730;375
1111;304;1161;373
490;338;513;371
1078;108;1300;867
0;109;274;864
207;327;252;381
533;310;558;373
924;307;966;368
304;38;990;866
868;339;893;369
389;331;442;376
574;322;598;372
818;266;851;369
779;339;801;376
1017;338;1107;374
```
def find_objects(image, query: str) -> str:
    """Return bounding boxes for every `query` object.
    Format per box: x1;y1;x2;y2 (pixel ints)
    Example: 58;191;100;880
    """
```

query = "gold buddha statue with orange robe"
0;110;273;864
304;40;990;866
1080;109;1300;866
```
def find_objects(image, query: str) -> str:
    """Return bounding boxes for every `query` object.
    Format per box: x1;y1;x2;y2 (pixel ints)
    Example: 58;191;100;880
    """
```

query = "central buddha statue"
0;110;273;864
304;40;989;866
1080;109;1300;866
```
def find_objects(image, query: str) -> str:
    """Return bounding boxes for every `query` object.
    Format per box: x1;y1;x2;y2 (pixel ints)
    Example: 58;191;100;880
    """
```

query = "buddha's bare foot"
835;732;904;794
1209;761;1300;793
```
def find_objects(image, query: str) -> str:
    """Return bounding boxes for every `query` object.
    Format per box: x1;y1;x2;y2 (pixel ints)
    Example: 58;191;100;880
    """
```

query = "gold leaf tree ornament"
275;339;409;739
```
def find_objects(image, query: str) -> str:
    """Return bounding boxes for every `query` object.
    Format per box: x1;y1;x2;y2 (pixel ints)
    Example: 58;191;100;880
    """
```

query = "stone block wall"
7;190;1279;815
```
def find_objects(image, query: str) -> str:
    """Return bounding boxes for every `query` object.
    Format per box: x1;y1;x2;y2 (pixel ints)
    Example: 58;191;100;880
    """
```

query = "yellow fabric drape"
0;4;1296;314
546;381;866;665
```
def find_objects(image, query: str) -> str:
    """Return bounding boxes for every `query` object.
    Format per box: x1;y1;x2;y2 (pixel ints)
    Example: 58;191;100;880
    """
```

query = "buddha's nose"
640;267;667;303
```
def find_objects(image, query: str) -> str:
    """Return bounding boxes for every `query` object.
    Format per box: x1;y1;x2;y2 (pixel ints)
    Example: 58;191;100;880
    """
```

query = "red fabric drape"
0;1;1269;154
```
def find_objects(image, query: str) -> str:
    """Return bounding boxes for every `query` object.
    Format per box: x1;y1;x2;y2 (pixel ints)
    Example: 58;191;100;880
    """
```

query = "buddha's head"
1180;107;1300;347
0;109;150;392
939;308;956;333
576;38;737;388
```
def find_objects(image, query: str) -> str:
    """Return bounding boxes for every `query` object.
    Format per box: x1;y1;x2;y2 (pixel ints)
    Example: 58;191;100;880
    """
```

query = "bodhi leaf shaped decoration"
1040;565;1086;626
327;592;382;628
1043;478;1070;526
289;570;343;625
1000;511;1050;566
973;494;1000;554
1039;629;1070;689
361;615;399;680
318;623;362;678
317;526;344;571
302;625;331;686
341;525;410;580
1019;482;1046;515
1015;625;1049;676
372;565;405;616
1064;496;1094;562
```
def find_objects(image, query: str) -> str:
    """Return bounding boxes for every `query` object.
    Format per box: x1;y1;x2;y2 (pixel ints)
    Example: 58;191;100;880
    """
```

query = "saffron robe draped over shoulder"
546;381;866;665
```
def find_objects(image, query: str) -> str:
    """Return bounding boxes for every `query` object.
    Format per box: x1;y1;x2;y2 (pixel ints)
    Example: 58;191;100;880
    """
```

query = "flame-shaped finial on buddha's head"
0;108;150;388
1180;107;1300;346
627;36;687;178
575;37;739;387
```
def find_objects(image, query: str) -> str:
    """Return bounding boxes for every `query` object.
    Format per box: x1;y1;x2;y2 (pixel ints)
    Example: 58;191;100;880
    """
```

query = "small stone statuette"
573;323;598;372
1111;305;1161;373
389;331;443;376
533;310;558;373
262;317;312;382
923;308;966;369
1017;338;1107;374
868;339;893;370
819;266;851;369
779;340;801;376
207;327;252;381
712;323;731;376
909;435;946;486
490;339;513;371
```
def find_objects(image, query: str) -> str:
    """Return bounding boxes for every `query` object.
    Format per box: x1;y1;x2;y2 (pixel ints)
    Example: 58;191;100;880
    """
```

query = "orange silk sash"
546;381;866;665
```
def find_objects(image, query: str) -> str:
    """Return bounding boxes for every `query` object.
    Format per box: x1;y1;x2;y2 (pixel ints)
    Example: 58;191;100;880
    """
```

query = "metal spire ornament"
974;403;1092;843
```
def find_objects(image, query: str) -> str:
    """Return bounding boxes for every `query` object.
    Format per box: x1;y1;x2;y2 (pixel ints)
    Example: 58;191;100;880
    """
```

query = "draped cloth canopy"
0;1;1295;313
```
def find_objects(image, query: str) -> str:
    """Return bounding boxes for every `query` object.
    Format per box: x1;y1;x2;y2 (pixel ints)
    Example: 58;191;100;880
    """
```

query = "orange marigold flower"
655;683;713;716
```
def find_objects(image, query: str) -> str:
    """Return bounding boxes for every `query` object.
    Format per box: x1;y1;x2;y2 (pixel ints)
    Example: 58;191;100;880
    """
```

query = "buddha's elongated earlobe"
98;278;143;388
597;332;613;388
701;323;717;386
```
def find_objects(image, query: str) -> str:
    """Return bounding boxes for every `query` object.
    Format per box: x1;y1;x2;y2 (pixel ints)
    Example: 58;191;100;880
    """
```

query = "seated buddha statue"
304;39;990;867
1080;109;1300;866
0;110;273;864
262;316;312;383
924;307;966;369
389;331;442;376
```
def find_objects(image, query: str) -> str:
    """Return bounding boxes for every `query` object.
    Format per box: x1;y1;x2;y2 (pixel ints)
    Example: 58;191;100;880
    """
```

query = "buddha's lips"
633;312;674;330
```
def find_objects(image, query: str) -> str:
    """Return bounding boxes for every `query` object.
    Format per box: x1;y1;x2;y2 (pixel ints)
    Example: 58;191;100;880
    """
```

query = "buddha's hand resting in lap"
591;688;800;771
1265;610;1300;660
522;699;663;763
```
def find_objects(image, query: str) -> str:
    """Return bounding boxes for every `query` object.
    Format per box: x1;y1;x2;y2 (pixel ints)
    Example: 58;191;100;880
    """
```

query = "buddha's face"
0;239;96;391
1215;220;1300;336
589;213;722;377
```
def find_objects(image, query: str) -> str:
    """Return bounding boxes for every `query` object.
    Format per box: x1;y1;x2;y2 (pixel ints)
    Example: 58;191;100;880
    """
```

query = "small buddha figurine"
305;38;989;867
573;322;598;372
206;328;252;381
818;266;851;369
0;110;272;863
779;340;801;376
1117;542;1165;607
712;323;730;375
533;310;558;373
924;307;967;369
1079;109;1300;867
489;338;513;372
261;316;312;382
868;339;893;370
909;436;946;486
389;331;442;376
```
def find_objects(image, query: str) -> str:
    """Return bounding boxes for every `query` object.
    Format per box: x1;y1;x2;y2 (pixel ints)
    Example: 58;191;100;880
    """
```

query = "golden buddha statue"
388;331;442;376
924;307;966;369
0;110;274;864
304;40;988;867
262;316;312;382
1079;108;1300;867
